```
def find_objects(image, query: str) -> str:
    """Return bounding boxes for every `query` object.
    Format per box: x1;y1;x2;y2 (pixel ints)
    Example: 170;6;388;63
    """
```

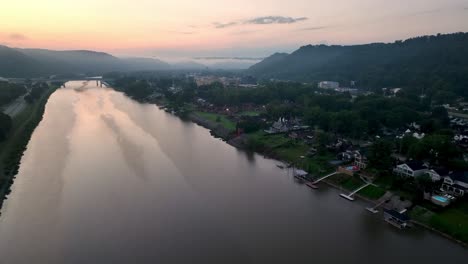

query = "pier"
340;182;372;201
311;172;338;184
366;192;393;213
307;171;337;189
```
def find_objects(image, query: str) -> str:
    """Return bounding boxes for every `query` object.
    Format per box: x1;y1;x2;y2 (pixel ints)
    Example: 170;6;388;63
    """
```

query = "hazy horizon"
1;0;468;61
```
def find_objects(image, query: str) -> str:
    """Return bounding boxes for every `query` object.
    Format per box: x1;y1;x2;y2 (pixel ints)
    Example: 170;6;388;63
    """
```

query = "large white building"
318;81;339;89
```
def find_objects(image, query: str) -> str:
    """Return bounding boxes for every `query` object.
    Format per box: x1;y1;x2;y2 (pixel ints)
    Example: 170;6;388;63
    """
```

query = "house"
264;117;308;134
426;168;449;182
339;149;368;169
354;150;368;170
393;161;428;178
341;150;355;162
265;117;290;133
441;171;468;197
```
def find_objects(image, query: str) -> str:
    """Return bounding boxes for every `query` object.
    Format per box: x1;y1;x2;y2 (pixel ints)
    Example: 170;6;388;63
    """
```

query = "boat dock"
310;172;338;186
366;192;393;213
340;182;372;201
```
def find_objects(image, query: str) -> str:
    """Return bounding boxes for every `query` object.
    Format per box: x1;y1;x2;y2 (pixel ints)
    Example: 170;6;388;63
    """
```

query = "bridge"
5;77;113;89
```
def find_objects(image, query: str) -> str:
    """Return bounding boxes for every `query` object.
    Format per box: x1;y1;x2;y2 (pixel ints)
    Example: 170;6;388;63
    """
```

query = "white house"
393;161;428;178
426;168;449;182
354;150;368;170
441;171;468;197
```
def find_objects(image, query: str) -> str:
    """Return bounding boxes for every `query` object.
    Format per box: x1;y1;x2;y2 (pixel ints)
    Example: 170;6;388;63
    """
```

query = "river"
0;81;465;263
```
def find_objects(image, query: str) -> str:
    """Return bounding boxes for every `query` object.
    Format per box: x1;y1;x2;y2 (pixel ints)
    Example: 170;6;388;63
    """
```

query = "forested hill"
0;45;171;77
248;32;468;96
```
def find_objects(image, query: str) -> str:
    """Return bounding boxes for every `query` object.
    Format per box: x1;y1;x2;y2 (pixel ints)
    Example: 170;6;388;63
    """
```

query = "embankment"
0;86;57;209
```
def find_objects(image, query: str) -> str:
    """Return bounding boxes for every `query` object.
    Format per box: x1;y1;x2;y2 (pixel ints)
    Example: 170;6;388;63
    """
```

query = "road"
2;94;27;118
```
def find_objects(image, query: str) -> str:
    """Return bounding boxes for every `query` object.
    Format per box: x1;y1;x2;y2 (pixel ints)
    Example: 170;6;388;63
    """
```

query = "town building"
318;81;339;89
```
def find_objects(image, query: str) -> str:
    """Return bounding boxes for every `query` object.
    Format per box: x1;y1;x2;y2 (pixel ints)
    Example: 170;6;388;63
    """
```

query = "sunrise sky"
1;0;468;60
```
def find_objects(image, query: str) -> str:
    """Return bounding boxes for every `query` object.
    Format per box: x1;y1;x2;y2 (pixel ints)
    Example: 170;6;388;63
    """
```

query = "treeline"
114;75;197;104
197;81;442;138
248;32;468;100
0;84;55;198
0;82;26;106
0;113;11;141
0;82;25;141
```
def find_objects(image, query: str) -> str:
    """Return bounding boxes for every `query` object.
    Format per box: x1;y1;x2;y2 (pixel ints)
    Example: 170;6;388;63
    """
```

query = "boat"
306;182;318;189
276;164;285;169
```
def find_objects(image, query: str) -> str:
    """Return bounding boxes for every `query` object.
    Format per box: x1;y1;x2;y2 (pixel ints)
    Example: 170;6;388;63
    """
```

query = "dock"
309;172;338;187
366;192;393;213
340;182;372;201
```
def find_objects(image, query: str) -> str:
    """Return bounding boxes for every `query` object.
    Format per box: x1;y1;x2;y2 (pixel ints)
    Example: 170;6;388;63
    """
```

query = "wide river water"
0;81;465;263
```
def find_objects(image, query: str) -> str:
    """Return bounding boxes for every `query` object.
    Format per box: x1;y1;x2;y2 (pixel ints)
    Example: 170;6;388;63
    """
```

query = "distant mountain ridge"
247;32;468;95
0;45;172;77
0;44;254;77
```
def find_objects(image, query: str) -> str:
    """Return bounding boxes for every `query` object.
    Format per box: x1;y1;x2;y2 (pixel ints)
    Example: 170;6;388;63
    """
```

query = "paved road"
2;94;27;117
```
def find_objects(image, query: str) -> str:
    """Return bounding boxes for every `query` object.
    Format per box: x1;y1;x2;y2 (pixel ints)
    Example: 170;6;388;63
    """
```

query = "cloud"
213;22;237;28
8;33;27;40
213;15;307;29
299;26;327;31
245;16;308;25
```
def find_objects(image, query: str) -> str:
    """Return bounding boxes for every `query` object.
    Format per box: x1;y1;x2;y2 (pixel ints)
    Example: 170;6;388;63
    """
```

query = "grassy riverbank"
194;111;236;131
0;85;57;204
410;204;468;245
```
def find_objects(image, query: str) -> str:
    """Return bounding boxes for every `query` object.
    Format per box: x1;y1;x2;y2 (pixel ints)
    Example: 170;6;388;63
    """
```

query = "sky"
1;0;468;61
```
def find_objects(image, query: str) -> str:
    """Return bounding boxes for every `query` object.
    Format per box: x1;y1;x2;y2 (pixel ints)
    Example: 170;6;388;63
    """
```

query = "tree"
0;113;12;141
369;139;394;170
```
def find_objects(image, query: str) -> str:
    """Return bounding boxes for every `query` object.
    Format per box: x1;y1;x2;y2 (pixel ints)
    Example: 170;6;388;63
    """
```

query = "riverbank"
188;112;232;140
0;85;58;209
163;106;468;248
411;220;468;248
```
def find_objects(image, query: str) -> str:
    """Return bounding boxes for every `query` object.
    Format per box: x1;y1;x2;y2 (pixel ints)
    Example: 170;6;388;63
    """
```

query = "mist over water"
0;81;465;263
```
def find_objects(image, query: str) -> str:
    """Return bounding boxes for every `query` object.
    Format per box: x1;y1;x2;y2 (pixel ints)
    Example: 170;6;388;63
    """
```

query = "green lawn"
195;111;236;131
358;185;386;200
239;111;262;116
246;132;334;175
411;204;468;244
342;177;365;190
374;174;394;189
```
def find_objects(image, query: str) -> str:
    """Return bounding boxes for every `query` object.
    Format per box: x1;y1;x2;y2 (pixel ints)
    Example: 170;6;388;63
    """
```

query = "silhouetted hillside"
248;32;468;96
0;46;171;77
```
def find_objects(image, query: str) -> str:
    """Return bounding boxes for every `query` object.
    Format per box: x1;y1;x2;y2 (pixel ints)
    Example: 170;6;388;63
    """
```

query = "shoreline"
162;104;468;249
0;86;57;211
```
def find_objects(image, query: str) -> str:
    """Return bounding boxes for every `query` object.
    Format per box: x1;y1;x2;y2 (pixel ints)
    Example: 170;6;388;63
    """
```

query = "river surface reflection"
0;81;465;263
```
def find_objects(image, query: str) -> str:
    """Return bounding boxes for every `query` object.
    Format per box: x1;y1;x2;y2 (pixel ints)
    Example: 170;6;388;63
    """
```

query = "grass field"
239;111;263;116
358;185;387;200
411;203;468;244
195;111;236;131
246;131;334;175
341;177;365;190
